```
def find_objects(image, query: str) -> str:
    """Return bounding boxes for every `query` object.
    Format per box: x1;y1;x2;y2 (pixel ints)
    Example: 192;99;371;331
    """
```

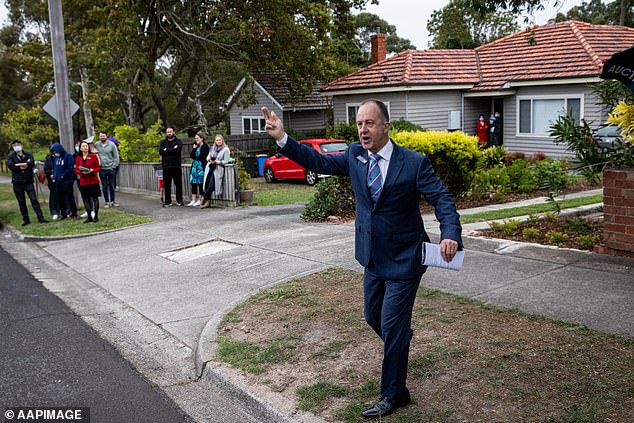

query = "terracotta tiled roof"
322;50;478;91
254;71;329;109
321;21;634;93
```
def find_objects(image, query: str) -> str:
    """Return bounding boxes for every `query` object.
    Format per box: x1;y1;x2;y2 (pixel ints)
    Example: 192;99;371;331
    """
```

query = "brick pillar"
600;168;634;257
370;33;387;64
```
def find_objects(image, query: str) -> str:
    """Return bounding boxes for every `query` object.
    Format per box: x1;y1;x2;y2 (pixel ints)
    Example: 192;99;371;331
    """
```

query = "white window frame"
242;116;266;134
516;94;584;137
346;101;391;124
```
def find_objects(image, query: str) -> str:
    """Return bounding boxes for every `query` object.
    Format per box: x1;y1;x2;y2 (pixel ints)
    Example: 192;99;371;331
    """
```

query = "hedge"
392;130;482;196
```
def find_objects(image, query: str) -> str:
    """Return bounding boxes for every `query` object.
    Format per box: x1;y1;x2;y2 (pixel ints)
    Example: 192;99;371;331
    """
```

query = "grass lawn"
217;268;633;423
251;177;316;206
460;194;603;224
0;182;152;237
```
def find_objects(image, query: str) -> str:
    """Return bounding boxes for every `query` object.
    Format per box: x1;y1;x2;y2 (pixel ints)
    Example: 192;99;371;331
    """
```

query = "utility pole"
48;0;74;151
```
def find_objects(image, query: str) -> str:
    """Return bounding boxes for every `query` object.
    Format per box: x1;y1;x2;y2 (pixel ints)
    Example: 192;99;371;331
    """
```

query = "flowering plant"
550;110;634;183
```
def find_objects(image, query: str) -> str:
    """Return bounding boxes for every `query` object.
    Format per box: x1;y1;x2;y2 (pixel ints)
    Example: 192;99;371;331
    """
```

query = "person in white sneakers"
187;133;209;206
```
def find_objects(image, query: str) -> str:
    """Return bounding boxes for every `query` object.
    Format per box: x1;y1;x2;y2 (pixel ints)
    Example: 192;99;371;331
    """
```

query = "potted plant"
238;167;254;204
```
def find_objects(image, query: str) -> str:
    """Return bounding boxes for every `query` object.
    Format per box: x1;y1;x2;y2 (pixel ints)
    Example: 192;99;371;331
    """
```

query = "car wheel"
264;167;276;183
305;170;318;185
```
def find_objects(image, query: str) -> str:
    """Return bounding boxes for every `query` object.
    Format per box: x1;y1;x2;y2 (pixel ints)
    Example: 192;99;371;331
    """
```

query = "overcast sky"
0;0;594;49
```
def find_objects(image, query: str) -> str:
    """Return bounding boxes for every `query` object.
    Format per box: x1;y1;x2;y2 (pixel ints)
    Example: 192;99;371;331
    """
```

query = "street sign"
43;94;80;121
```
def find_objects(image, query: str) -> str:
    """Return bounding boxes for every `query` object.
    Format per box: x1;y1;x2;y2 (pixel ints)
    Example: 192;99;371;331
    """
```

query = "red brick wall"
602;168;634;256
370;34;387;64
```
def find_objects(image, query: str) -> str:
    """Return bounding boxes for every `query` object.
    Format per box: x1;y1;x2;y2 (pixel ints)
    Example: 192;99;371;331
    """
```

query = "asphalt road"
0;245;193;423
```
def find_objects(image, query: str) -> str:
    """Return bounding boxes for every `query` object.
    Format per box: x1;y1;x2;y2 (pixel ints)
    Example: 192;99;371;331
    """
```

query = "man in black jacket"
7;140;47;226
158;127;183;206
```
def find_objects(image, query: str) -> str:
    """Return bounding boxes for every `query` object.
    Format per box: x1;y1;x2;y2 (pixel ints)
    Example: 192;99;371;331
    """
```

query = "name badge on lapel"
356;155;367;164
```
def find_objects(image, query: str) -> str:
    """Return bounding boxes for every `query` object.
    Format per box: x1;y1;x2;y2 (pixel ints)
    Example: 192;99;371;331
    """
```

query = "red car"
263;139;348;185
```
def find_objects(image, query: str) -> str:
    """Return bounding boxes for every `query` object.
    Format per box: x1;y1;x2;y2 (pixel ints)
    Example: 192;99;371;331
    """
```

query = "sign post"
47;0;74;151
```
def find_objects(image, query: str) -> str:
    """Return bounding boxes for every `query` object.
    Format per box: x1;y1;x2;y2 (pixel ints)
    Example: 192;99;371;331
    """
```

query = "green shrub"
488;221;504;231
505;159;538;193
326;122;357;144
482;146;507;168
563;217;593;234
543;211;558;221
577;234;598;250
468;166;512;199
522;228;540;239
392;130;481;196
390;119;426;133
501;218;520;235
115;120;163;162
546;230;567;245
530;158;572;191
504;151;526;166
302;176;355;220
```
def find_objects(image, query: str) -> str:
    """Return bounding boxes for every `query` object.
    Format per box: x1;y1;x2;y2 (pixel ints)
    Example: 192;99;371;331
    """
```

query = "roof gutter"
320;84;475;96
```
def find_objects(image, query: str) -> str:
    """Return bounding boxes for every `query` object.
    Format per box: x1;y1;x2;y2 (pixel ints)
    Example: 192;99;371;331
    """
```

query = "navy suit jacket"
280;136;462;280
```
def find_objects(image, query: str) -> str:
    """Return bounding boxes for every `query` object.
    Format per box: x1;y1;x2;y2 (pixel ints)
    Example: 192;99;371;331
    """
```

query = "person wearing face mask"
159;126;184;207
50;143;78;219
187;132;209;206
7;140;47;226
475;114;489;148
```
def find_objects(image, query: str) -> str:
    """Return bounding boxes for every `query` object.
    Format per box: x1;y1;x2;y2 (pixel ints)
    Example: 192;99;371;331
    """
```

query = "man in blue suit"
262;99;462;418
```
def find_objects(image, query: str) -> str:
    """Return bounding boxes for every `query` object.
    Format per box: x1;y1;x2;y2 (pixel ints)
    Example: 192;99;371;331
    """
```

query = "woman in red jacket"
75;140;102;223
475;114;489;148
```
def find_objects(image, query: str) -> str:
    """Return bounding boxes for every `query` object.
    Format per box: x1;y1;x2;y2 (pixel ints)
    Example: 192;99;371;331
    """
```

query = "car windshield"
595;126;620;137
319;142;348;153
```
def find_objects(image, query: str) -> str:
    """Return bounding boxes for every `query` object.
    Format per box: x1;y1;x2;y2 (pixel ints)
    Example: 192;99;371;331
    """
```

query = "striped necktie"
367;153;383;206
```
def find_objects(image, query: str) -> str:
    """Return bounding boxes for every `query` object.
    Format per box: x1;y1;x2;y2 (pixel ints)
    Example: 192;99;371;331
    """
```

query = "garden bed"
474;211;603;251
420;179;600;214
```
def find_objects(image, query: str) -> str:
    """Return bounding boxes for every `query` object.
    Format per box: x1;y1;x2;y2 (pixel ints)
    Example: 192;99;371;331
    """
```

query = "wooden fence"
117;162;240;207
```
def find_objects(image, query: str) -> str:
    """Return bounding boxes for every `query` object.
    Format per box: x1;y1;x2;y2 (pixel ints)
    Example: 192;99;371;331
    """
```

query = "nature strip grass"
460;194;603;224
0;182;152;236
251;179;317;206
217;268;633;423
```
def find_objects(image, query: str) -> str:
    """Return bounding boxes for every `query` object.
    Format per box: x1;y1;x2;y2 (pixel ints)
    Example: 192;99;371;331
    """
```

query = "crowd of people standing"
7;127;231;226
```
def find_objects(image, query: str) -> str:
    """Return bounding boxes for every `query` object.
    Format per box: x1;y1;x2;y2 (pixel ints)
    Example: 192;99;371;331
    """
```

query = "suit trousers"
13;182;44;223
363;266;421;398
162;167;183;205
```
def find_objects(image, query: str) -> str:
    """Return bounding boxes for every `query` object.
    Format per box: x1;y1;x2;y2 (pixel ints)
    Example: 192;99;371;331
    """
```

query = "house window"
517;95;583;136
346;104;360;124
243;117;266;134
346;102;391;124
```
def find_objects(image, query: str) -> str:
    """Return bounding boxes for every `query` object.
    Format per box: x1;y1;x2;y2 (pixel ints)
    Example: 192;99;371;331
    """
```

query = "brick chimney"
370;33;387;64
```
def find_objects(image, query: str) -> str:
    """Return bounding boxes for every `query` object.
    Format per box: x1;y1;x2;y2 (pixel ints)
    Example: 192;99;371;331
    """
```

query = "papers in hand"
422;242;464;271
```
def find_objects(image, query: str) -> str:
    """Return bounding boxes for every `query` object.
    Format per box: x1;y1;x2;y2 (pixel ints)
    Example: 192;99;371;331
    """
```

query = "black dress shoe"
361;390;411;418
21;221;30;226
38;219;49;224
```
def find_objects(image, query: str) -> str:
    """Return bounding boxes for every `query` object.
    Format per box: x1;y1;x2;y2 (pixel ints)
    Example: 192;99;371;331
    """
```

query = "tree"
552;0;633;27
428;0;519;49
466;0;632;26
331;12;415;72
3;0;373;134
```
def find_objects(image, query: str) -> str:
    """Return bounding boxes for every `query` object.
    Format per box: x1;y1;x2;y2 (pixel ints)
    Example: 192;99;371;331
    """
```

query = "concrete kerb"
194;266;330;376
0;218;155;243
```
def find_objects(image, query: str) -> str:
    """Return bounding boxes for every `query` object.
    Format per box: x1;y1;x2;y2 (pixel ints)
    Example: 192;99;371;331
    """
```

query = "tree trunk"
620;0;626;26
78;67;94;138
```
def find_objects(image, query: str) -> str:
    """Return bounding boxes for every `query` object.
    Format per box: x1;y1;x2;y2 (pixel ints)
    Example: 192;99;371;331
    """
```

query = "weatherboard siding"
228;86;281;135
332;91;461;131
